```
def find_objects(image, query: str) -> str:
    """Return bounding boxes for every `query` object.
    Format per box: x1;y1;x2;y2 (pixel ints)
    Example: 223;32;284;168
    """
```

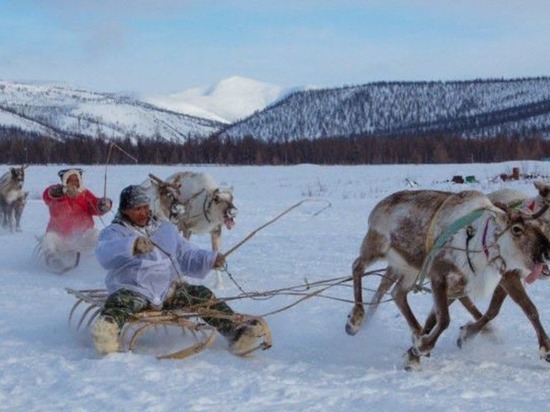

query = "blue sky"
1;0;550;96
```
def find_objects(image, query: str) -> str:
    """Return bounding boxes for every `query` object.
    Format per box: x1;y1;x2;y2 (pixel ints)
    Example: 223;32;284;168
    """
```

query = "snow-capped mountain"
144;76;305;123
3;77;550;146
0;80;223;142
219;78;550;141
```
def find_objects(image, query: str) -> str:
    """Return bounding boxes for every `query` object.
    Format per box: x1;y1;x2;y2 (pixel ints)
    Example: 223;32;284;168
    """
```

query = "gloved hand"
213;253;226;270
133;236;155;255
97;197;113;214
49;184;64;198
63;185;79;199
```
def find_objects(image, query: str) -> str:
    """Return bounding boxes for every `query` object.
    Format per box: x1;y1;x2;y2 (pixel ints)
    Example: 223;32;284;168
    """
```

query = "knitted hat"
119;185;150;211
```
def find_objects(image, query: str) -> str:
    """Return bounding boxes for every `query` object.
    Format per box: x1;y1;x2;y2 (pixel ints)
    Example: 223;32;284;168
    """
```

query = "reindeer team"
346;181;550;370
4;162;550;370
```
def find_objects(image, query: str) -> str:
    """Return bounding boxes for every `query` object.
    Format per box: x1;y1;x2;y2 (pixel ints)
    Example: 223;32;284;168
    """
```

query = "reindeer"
145;172;237;287
144;172;237;248
345;189;550;370
352;181;550;339
0;165;28;232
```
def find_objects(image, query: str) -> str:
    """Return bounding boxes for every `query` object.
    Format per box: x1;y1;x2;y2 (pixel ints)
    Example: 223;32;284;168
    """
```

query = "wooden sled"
66;288;272;360
34;239;81;274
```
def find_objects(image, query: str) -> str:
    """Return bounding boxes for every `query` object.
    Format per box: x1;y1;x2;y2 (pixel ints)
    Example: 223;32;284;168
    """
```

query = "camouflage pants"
101;284;235;337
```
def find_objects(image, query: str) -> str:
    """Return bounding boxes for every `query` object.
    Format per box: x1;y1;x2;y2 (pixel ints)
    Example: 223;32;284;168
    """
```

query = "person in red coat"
40;168;113;273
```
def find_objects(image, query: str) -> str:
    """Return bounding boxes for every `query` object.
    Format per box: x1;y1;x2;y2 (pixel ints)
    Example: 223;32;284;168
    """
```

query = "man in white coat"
92;185;264;356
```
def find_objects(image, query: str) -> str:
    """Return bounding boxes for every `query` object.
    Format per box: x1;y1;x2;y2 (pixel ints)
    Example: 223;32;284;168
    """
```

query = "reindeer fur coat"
95;216;218;307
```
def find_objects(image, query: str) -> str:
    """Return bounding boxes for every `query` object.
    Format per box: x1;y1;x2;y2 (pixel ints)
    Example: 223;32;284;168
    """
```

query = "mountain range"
2;76;550;144
219;77;550;141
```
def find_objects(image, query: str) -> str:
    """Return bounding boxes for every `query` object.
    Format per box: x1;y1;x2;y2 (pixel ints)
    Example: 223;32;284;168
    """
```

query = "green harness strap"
507;199;524;210
415;208;488;292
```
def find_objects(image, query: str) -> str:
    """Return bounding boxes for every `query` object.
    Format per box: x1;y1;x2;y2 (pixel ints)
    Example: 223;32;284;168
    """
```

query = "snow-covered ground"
2;161;550;411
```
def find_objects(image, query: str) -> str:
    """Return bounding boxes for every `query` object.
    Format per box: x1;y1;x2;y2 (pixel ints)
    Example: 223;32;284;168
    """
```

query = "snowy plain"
2;161;550;412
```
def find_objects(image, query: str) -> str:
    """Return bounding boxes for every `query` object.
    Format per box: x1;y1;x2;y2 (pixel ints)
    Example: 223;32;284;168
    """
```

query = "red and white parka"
42;169;107;238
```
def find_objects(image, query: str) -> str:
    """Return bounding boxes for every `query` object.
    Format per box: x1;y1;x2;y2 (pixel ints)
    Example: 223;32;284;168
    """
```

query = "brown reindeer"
345;189;550;370
0;165;27;232
352;182;550;341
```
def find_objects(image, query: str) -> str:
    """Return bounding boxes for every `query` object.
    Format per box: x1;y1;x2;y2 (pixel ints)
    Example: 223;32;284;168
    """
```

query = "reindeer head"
10;165;26;190
211;188;237;230
149;174;185;224
493;208;550;283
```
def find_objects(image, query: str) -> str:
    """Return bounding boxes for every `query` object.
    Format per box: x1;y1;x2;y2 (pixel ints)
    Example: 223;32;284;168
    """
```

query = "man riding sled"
92;185;268;357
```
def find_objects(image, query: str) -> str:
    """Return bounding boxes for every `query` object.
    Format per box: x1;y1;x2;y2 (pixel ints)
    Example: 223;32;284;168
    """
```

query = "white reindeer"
146;171;237;287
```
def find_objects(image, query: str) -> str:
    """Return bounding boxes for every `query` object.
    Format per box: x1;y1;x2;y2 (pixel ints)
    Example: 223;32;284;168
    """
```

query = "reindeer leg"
421;298;458;336
345;255;366;335
393;280;422;337
457;283;507;348
499;270;550;362
347;230;389;336
15;208;22;232
399;276;429;371
364;267;398;325
210;225;223;289
6;204;14;232
459;295;496;335
459;296;483;320
211;225;222;251
1;204;8;229
405;264;452;370
180;223;191;240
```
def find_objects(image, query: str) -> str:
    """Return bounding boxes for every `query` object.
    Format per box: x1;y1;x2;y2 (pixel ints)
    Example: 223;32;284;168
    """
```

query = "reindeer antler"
148;173;180;189
525;203;550;220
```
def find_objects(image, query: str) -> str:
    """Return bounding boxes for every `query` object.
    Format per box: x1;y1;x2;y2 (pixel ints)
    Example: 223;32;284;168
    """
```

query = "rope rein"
120;197;334;316
218;265;386;317
223;198;331;258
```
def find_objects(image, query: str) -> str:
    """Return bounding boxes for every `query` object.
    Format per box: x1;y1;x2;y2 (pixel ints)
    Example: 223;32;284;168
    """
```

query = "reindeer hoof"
457;324;472;349
345;322;359;336
403;348;422;372
345;305;364;336
539;347;550;362
457;329;466;349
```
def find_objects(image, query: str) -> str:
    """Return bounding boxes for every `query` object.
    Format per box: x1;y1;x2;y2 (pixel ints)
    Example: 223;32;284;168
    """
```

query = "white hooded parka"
95;218;218;307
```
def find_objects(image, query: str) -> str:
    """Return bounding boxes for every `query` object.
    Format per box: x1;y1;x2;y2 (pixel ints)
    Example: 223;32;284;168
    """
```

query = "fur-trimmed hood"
58;168;85;192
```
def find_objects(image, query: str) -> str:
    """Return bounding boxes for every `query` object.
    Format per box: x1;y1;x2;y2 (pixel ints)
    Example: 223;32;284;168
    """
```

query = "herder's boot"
228;319;265;356
92;316;120;354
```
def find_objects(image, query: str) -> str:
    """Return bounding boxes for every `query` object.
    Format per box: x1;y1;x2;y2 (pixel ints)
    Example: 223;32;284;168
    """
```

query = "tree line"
1;127;549;165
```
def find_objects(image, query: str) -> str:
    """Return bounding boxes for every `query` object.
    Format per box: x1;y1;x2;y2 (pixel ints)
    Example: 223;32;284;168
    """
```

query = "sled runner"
33;239;82;274
66;288;271;359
